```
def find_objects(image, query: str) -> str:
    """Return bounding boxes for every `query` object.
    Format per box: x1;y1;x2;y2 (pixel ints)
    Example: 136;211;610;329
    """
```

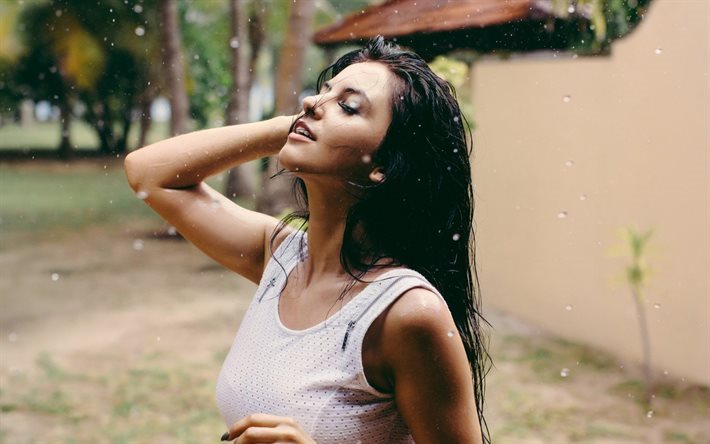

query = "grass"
0;160;158;236
0;120;170;151
0;160;231;241
3;349;225;443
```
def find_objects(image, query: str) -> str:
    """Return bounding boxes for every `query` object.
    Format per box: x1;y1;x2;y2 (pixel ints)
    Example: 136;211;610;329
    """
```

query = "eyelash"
338;101;358;115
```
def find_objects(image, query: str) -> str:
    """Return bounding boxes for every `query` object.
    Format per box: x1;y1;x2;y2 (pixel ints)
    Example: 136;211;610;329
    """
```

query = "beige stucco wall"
471;0;709;385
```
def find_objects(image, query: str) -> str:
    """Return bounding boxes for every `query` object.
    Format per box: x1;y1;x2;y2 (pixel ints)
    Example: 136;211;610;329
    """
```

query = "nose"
302;93;324;118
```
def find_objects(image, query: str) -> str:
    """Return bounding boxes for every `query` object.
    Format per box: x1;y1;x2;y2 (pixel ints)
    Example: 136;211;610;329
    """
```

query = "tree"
224;0;256;200
158;0;189;136
257;0;316;216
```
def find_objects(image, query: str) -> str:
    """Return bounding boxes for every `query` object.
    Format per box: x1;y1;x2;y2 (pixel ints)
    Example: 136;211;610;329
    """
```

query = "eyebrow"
322;81;372;106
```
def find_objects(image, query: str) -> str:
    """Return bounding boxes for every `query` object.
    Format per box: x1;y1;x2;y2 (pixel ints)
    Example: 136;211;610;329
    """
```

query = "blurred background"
0;0;708;442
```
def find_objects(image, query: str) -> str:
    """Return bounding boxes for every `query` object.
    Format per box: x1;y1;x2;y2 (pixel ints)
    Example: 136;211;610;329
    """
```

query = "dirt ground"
1;224;709;443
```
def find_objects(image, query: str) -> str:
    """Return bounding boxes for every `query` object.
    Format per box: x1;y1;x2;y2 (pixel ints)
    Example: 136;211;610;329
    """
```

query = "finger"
224;414;298;441
234;426;296;444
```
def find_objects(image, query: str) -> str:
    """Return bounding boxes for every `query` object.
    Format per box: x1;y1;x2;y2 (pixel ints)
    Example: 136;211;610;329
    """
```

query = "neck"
300;179;359;286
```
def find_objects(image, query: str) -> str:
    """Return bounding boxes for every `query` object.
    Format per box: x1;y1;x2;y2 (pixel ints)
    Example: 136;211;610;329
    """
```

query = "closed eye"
338;101;358;115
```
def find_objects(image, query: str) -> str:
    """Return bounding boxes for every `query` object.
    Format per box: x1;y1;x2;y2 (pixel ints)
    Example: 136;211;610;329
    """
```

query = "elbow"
123;151;145;192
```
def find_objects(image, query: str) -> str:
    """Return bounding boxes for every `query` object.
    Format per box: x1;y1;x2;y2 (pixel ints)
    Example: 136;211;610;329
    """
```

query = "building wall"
471;0;709;385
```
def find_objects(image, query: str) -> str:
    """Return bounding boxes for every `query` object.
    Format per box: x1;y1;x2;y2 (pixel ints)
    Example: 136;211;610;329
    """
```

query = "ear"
369;167;386;184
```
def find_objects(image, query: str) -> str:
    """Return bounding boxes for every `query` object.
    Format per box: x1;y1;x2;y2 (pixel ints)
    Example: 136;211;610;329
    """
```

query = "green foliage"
8;0;157;153
179;1;231;127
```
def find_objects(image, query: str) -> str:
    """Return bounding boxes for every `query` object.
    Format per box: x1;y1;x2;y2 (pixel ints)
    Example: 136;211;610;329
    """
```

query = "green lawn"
0;161;157;235
0;120;170;151
0;160;230;239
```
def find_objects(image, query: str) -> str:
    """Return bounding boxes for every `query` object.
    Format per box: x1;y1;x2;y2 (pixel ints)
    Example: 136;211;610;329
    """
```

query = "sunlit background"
1;0;708;442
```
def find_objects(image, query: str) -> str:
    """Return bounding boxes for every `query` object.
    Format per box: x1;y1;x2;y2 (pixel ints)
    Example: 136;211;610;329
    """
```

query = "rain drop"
133;4;143;13
565;304;573;311
453;116;459;123
361;154;372;164
133;239;144;251
136;190;149;200
653;303;661;309
557;211;568;219
560;368;570;377
447;330;454;338
167;226;177;236
562;95;572;103
134;26;145;36
655;47;662;55
567;5;575;13
230;37;239;48
453;148;458;153
646;410;654;418
51;273;60;281
452;233;461;241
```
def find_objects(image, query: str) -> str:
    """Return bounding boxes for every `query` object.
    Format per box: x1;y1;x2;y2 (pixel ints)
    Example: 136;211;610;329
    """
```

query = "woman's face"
279;61;396;184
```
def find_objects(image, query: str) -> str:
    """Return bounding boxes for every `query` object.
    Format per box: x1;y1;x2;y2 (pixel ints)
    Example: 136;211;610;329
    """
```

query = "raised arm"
123;116;295;284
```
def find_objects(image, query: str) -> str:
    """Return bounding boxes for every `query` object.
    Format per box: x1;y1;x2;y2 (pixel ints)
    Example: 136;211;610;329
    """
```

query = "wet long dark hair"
270;36;492;443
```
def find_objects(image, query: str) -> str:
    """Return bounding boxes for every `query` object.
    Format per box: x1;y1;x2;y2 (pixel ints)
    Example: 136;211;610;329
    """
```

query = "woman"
124;36;491;444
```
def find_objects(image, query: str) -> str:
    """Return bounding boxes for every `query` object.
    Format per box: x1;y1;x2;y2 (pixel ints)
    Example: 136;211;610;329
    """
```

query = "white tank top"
215;229;446;443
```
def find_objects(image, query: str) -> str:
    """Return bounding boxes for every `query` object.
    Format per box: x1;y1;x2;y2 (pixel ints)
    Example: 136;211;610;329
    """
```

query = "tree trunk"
257;0;315;216
137;83;157;149
158;0;190;136
57;96;72;159
225;0;257;201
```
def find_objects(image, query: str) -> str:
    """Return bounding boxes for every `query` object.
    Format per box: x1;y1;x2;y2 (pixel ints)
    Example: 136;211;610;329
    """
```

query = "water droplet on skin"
136;190;149;200
565;160;574;167
655;47;662;55
134;26;145;36
565;304;573;311
562;95;572;103
646;410;654;418
210;200;221;209
51;273;60;281
653;303;661;309
579;194;587;201
452;233;461;241
557;211;568;219
663;369;669;375
8;332;18;342
133;239;144;251
361;154;371;164
447;330;454;337
560;368;570;377
156;336;161;342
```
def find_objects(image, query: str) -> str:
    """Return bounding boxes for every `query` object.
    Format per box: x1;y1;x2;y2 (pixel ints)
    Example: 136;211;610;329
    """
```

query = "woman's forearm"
124;115;293;191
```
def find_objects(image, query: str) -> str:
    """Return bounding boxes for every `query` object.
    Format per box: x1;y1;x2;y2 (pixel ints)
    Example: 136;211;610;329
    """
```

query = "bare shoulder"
382;287;456;359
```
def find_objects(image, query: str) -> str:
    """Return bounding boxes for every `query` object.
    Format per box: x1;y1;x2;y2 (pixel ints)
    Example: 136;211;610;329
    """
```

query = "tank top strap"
339;268;446;353
257;229;307;303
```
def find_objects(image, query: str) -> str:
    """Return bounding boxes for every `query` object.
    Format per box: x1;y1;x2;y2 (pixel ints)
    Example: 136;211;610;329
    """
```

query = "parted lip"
293;120;316;141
